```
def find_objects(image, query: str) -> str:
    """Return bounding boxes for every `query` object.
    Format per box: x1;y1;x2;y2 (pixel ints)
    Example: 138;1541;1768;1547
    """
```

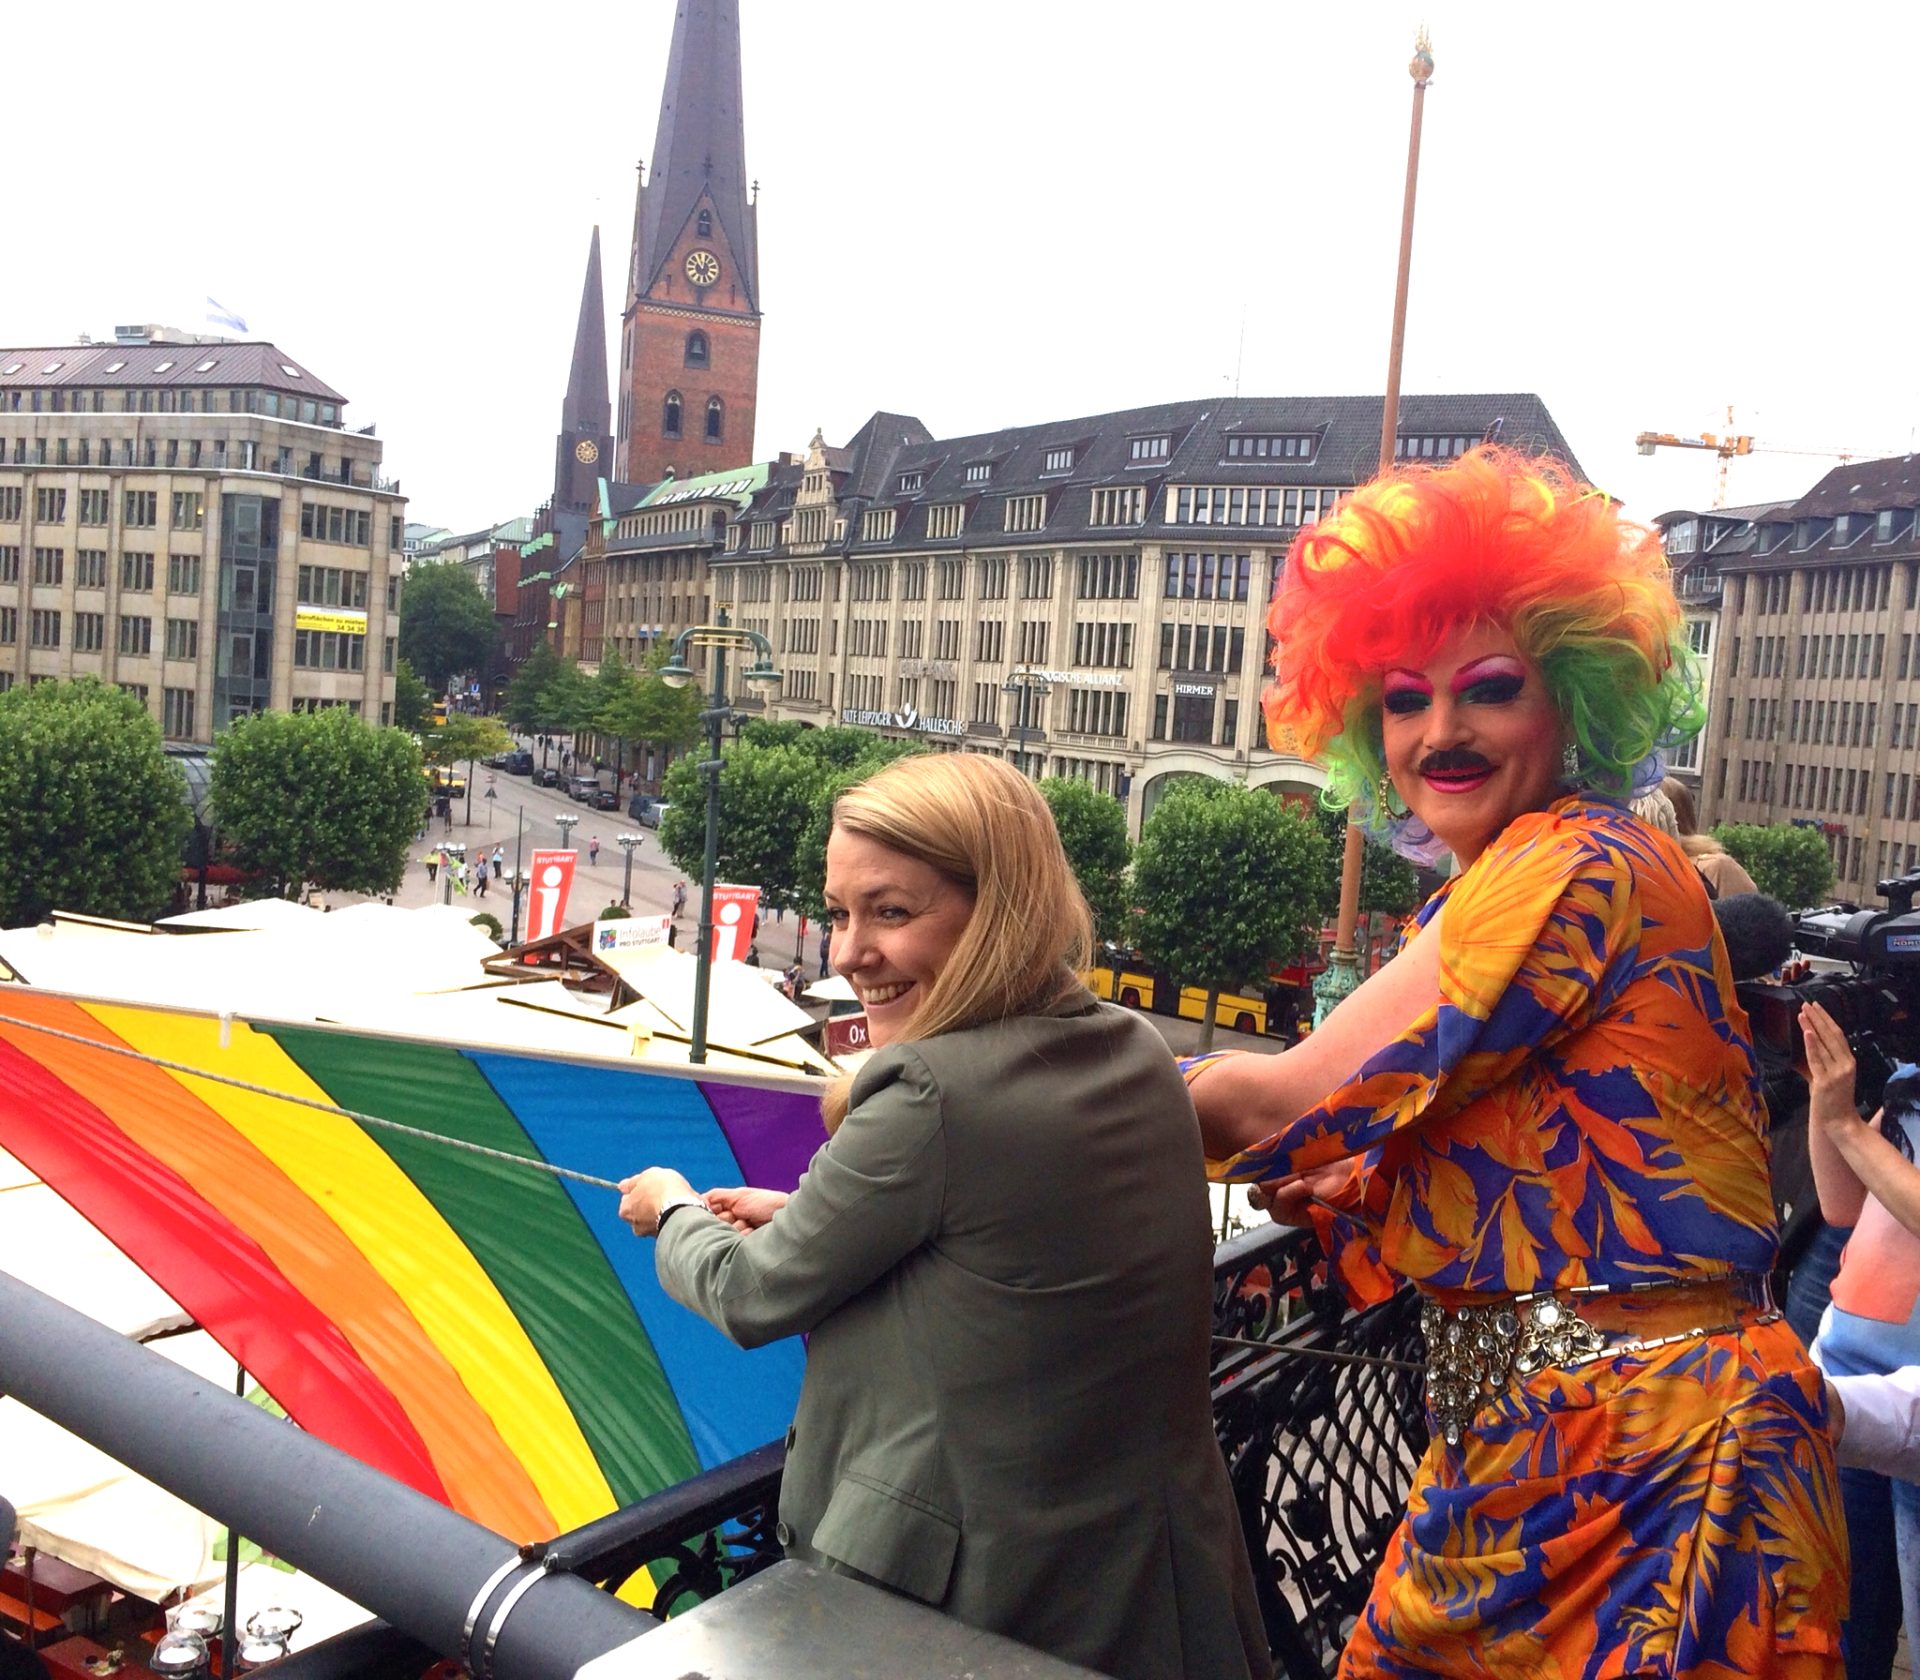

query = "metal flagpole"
1314;27;1435;1027
509;805;526;945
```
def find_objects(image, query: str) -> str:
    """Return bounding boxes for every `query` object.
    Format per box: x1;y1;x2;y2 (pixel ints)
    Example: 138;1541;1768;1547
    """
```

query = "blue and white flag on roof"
205;297;248;334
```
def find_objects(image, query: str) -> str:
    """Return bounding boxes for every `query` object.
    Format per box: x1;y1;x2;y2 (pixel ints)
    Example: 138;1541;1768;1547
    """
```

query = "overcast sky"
10;2;1915;534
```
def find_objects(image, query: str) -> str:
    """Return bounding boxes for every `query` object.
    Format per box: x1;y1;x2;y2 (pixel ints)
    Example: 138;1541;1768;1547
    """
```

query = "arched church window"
697;209;712;238
706;397;724;442
685;331;709;368
663;391;683;438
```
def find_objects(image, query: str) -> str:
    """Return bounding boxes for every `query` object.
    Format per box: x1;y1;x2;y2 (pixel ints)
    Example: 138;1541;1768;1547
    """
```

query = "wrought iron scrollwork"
1211;1222;1427;1679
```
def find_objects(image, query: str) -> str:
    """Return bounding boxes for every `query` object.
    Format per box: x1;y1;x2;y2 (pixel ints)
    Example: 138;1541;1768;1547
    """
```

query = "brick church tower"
618;0;760;485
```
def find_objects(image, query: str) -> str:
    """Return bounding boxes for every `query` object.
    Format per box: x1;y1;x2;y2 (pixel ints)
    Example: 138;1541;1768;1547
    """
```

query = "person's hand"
1802;1004;1864;1139
1248;1162;1354;1228
618;1167;697;1237
704;1186;789;1232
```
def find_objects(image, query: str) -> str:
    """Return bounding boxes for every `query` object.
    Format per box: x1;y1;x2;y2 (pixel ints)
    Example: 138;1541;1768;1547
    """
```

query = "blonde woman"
1661;774;1759;898
619;754;1268;1680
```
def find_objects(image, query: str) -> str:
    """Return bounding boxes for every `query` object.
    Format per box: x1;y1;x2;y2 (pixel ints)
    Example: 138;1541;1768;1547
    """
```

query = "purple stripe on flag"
699;1080;827;1192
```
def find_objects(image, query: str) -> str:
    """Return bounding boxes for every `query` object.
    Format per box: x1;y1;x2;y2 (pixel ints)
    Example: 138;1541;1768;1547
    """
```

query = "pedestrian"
672;879;688;919
425;850;439;885
818;924;831;979
492;845;504;880
773;901;785;924
474;866;488;899
589;835;601;866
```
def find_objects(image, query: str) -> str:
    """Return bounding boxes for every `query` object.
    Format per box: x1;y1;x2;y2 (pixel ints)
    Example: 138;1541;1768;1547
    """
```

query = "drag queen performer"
1186;447;1846;1677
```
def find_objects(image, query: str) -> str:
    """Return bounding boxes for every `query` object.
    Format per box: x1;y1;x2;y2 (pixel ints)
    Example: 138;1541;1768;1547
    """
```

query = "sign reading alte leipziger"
841;706;965;737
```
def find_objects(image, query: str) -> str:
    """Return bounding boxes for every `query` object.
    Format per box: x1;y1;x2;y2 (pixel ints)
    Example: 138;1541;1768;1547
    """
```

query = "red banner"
527;849;578;941
824;1014;871;1058
709;883;761;963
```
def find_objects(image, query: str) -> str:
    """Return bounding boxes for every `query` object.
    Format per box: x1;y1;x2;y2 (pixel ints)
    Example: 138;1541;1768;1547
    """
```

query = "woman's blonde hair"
1660;773;1727;861
820;753;1094;1129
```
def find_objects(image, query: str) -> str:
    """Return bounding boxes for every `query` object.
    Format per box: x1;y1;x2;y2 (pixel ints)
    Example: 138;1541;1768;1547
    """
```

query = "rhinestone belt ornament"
1420;1294;1608;1447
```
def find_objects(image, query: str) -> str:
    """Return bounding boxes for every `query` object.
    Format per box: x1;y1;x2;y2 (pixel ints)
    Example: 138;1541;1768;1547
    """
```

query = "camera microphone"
1715;892;1794;981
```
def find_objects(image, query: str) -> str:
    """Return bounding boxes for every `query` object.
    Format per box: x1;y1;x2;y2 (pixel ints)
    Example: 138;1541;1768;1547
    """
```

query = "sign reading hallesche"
842;706;965;738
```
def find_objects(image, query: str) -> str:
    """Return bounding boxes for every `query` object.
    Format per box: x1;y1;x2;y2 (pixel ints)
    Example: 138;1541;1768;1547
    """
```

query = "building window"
124;490;158;527
926;503;965;540
1089;486;1144;526
121;552;156;591
76;549;106;588
32;547;64;585
168;553;202;594
34;487;67;522
78;488;110;524
706;397;723;442
172;491;205;531
30;608;61;648
165;618;199;660
1226;434;1318;461
0;487;20;521
1043;447;1074;474
898;471;924;494
1003;494;1047;533
697;209;712;238
298;504;373;546
1129;435;1170;462
163;688;195;739
663;391;683;437
73;612;105;653
685;331;709;368
965;463;993;485
119;615;154;656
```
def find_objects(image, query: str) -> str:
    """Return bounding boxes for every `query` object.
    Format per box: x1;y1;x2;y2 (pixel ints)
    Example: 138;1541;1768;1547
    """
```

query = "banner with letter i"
527;849;579;940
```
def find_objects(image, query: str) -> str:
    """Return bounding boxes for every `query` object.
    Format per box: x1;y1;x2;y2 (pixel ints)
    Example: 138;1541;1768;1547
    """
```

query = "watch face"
574;439;600;465
684;249;721;288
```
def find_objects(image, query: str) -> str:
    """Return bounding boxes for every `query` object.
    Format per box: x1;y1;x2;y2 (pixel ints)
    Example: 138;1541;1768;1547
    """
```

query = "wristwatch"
654;1195;710;1237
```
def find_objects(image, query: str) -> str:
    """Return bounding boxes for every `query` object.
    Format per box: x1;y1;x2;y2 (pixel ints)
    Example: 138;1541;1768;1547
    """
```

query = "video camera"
1739;870;1920;1113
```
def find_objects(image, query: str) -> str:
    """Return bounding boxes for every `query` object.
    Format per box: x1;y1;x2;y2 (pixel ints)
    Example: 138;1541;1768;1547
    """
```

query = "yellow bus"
1085;947;1313;1041
425;767;467;800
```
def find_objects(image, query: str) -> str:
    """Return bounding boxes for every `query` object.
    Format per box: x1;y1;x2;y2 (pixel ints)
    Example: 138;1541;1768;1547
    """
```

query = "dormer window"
1129;435;1170;462
1043;447;1074;473
965;462;992;484
898;471;924;493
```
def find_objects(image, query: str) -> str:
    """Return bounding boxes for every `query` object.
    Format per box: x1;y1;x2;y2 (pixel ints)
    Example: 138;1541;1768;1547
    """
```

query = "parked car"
627;792;655;821
590;786;621;811
567;775;602;803
532;765;561;788
638;801;671;830
503;750;535;776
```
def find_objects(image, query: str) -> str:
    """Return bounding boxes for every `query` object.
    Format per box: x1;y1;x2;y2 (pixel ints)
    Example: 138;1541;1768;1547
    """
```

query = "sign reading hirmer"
841;706;966;737
1171;677;1219;699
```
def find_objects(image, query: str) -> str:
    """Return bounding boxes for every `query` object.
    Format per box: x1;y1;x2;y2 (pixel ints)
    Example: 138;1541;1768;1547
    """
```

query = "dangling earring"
1561;741;1582;782
1378;773;1409;820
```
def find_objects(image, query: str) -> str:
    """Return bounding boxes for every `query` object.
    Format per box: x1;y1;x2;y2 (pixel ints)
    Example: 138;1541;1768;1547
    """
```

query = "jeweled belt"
1420;1270;1779;1446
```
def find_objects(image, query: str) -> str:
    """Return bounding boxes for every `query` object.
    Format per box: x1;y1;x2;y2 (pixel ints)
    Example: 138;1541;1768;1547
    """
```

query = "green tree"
392;657;432;736
1714;822;1837;909
1314;804;1421;921
659;743;831;915
0;678;190;926
503;641;562;738
589;650;640;775
541;657;598;745
1133;778;1332;1051
396;562;498;694
211;710;424;898
1039;777;1132;945
427;714;515;825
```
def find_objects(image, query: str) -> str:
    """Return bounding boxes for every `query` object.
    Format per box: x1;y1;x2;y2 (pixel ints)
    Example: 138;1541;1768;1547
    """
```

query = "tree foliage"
1133;779;1332;1051
1713;822;1837;909
503;642;563;736
396;562;498;694
212;710;425;897
391;657;432;736
0;678;190;926
1314;803;1421;919
601;656;701;763
1038;777;1132;944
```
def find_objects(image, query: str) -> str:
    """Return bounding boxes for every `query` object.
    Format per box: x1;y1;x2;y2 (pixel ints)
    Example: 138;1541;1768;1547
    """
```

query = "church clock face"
684;249;721;288
574;439;600;465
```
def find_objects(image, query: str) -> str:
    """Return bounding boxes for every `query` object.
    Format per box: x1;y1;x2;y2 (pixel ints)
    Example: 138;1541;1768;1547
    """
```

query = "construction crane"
1635;406;1888;508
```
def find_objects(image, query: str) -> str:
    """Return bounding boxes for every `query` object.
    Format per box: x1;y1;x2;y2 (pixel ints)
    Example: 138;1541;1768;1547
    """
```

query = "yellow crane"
1635;406;1887;508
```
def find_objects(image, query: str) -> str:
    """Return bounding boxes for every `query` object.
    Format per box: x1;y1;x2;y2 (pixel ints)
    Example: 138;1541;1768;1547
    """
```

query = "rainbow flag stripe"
0;990;823;1542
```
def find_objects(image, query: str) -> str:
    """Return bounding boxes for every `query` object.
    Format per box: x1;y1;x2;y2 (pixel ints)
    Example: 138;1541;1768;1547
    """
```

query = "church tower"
618;0;760;485
554;226;613;515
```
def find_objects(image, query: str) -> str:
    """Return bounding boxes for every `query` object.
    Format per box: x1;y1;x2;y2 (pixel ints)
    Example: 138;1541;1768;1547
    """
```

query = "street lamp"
616;832;644;907
556;812;580;850
1002;670;1051;778
440;841;467;907
660;608;781;1063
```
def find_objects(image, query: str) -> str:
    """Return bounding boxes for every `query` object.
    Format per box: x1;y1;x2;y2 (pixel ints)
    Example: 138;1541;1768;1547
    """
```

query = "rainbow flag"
0;990;824;1543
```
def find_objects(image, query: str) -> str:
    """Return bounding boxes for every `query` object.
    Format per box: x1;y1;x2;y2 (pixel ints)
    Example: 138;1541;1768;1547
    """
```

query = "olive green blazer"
657;991;1270;1680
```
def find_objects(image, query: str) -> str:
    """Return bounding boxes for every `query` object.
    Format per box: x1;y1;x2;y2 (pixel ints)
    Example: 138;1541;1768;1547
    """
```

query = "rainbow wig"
1263;445;1704;862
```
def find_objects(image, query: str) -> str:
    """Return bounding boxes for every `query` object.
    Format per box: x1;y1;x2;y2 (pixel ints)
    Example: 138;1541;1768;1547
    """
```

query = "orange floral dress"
1212;797;1846;1678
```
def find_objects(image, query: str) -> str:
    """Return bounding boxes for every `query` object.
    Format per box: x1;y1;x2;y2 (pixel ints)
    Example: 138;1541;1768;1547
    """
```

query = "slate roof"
767;392;1581;556
0;341;347;404
1787;455;1920;519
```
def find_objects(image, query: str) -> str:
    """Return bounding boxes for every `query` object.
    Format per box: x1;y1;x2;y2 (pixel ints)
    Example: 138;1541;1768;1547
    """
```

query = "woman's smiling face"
824;827;975;1047
1379;622;1568;867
